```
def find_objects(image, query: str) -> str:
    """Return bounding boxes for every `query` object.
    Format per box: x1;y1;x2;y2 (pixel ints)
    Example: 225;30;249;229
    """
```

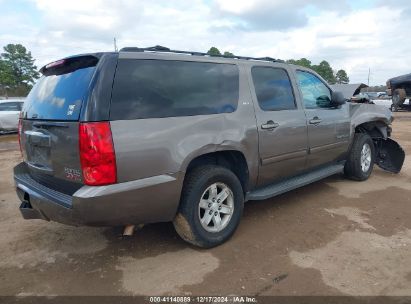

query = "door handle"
261;120;280;130
309;117;322;125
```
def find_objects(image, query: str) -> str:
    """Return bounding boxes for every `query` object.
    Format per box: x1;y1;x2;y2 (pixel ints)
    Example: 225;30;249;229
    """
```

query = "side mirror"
331;91;347;106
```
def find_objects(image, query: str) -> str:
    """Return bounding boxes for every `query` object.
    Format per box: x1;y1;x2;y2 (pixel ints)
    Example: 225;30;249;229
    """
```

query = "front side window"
296;71;331;109
110;60;239;120
251;67;296;111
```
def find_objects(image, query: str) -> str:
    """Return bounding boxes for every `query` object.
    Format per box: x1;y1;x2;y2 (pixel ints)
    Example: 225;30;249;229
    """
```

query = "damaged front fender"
349;103;405;173
350;103;392;132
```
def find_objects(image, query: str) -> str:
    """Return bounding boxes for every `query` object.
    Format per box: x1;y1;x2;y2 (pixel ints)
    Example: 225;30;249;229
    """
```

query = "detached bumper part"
376;138;405;174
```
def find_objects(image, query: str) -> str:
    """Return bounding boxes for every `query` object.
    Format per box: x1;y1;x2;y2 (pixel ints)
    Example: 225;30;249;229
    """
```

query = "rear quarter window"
251;67;296;111
110;59;239;120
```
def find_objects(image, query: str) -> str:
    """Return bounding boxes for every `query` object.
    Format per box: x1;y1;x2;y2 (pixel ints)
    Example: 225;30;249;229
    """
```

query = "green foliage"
0;59;15;86
0;44;39;96
207;47;236;57
335;69;349;84
223;51;234;57
287;57;347;85
207;47;222;56
286;58;312;68
205;48;351;85
312;61;336;84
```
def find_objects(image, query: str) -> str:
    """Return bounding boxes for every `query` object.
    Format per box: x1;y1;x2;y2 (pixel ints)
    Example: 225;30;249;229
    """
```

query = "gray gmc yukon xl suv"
14;46;405;248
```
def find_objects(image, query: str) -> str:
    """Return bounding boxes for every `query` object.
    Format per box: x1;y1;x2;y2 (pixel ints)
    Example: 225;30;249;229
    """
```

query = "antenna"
367;67;370;91
114;37;118;52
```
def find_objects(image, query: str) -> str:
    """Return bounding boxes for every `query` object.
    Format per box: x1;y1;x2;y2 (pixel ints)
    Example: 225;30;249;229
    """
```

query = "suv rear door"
20;55;99;193
249;65;308;187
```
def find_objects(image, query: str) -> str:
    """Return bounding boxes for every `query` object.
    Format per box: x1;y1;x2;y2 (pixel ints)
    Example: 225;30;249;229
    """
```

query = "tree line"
0;44;39;97
207;47;350;85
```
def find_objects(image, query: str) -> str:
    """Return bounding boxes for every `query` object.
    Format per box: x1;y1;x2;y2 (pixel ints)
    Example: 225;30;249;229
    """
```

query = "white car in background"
0;100;24;133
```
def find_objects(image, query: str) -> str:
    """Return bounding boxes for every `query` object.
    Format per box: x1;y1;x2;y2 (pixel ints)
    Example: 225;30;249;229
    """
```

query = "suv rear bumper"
14;162;183;226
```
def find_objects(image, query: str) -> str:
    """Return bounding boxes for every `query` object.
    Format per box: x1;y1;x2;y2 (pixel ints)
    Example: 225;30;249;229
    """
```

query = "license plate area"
24;130;52;171
28;145;51;169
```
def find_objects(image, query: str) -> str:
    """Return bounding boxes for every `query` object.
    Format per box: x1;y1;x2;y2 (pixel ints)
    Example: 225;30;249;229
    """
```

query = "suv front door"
250;66;308;187
296;70;350;169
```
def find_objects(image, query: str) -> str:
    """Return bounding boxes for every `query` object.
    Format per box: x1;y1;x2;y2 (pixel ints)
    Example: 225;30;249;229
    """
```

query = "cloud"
212;0;350;31
378;0;411;17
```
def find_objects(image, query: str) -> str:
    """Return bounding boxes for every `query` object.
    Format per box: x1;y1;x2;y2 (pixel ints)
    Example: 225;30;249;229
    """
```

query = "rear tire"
393;89;406;106
344;133;375;181
173;165;244;248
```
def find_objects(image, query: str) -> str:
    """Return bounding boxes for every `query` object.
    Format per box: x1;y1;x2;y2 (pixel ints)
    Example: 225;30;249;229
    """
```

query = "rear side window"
0;102;22;111
110;59;239;120
23;65;96;120
251;67;296;111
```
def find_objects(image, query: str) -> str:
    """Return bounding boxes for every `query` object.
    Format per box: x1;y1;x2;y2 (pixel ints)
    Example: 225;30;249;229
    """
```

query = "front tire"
173;165;244;248
344;133;375;181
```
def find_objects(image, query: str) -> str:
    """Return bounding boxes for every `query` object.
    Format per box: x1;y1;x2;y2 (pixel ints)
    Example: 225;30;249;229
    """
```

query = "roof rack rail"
119;45;281;63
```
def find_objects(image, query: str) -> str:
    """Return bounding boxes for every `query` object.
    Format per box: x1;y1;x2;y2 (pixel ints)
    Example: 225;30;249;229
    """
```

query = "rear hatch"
20;55;99;195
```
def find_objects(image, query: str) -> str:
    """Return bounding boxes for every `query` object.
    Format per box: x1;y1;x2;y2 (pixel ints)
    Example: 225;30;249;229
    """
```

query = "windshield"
23;66;96;121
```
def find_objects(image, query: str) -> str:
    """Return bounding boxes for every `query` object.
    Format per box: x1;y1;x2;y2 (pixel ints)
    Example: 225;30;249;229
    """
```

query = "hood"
330;83;369;99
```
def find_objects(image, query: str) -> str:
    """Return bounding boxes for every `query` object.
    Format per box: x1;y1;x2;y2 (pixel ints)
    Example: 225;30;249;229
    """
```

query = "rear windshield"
110;59;239;120
23;66;96;120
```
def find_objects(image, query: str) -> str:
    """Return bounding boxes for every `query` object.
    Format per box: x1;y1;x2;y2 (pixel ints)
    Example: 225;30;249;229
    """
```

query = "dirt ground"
0;113;411;297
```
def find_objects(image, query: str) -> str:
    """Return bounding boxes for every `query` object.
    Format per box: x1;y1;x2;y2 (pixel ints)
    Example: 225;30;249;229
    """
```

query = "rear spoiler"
40;55;99;76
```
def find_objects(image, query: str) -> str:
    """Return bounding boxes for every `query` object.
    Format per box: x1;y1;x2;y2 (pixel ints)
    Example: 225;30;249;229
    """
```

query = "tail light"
18;113;23;157
79;122;117;186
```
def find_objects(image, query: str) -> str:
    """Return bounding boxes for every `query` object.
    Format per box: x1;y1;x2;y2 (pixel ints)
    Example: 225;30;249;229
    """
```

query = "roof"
330;83;369;99
387;73;411;87
388;73;411;83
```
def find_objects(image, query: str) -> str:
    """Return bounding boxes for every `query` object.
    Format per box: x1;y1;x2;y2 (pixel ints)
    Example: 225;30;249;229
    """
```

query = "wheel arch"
354;120;390;140
182;150;250;194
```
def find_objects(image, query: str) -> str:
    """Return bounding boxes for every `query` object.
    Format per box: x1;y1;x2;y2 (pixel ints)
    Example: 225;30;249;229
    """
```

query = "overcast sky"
1;0;410;85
